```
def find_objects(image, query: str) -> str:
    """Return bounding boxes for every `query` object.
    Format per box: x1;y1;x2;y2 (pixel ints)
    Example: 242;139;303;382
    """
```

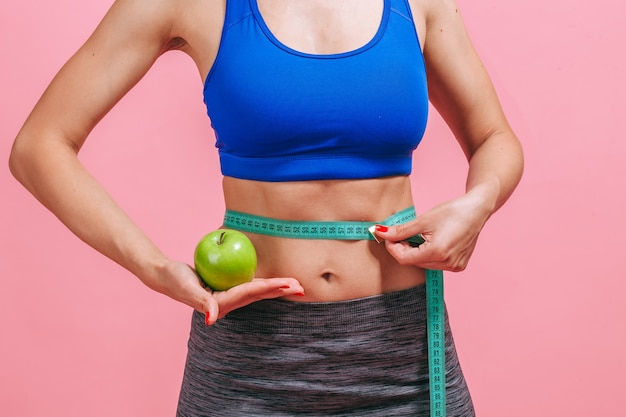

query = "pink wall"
1;1;624;416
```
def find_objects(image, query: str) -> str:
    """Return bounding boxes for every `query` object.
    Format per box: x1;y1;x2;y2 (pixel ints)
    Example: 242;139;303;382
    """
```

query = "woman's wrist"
464;179;500;220
123;244;173;291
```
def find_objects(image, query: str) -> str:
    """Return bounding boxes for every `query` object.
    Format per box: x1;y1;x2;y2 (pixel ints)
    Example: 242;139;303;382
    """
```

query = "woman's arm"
10;0;178;283
424;0;523;211
377;0;524;271
9;0;303;322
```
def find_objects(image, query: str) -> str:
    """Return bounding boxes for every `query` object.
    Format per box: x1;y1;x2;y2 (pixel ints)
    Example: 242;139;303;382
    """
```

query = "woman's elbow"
8;130;60;188
8;134;31;185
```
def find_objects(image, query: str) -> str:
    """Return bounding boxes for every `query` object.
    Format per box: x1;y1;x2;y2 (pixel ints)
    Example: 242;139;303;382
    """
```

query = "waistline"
223;206;423;245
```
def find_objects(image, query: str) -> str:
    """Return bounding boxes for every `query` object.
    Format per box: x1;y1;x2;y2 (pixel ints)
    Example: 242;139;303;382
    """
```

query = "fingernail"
279;285;291;289
295;292;306;297
205;312;210;326
375;225;388;232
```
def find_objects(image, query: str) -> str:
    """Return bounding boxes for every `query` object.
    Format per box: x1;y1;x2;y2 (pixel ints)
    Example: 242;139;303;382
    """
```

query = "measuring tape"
426;269;446;417
223;207;446;417
223;206;417;240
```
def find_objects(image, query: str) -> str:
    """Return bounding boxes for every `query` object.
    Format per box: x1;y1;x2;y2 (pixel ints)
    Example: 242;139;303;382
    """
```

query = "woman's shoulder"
102;0;225;47
169;0;226;36
408;0;464;38
99;0;225;76
404;0;466;51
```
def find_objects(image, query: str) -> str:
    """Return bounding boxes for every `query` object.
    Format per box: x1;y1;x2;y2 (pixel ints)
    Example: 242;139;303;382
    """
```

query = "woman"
9;0;523;415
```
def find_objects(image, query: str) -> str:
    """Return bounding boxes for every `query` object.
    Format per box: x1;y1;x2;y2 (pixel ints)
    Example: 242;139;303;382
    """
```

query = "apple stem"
218;231;226;245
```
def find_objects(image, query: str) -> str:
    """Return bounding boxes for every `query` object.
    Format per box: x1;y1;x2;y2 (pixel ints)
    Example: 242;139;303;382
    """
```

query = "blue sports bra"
203;0;429;182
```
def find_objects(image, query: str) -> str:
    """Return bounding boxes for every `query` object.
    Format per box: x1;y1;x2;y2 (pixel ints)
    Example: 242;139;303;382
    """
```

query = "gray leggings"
177;284;475;416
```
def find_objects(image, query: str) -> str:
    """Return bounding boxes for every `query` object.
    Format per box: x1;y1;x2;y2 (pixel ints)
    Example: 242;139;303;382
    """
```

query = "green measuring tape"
223;206;417;241
223;207;446;417
426;269;446;417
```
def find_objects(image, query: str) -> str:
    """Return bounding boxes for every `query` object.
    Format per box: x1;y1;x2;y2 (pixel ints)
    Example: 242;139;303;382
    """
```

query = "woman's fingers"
383;238;473;272
202;294;220;326
156;261;303;324
211;278;304;320
374;199;484;271
374;220;426;243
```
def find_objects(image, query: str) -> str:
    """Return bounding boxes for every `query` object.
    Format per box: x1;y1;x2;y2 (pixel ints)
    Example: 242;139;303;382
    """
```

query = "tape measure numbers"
223;206;417;240
427;269;446;417
223;208;446;417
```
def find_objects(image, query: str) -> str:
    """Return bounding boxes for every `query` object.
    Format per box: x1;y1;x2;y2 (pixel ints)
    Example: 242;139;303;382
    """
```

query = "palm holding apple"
152;257;303;325
173;228;304;325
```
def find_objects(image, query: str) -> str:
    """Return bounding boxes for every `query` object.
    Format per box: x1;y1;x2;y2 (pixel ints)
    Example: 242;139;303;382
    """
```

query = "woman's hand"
154;260;304;325
374;187;495;272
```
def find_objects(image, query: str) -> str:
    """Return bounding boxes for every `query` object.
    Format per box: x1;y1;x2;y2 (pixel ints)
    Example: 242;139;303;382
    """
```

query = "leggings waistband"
223;206;418;241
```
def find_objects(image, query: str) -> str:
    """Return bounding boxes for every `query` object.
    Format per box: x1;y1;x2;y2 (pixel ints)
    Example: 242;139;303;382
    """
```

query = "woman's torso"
175;0;429;300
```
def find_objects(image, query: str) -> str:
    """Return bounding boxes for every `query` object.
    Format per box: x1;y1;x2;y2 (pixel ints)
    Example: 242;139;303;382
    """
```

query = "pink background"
1;0;625;415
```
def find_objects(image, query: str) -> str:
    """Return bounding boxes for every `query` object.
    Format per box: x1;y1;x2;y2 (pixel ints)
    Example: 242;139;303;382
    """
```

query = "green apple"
194;229;257;291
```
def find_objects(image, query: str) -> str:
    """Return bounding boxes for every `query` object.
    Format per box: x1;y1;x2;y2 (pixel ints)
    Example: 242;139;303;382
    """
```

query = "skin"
9;0;523;325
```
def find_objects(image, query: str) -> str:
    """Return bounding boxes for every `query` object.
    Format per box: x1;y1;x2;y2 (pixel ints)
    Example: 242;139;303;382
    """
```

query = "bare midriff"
221;175;426;301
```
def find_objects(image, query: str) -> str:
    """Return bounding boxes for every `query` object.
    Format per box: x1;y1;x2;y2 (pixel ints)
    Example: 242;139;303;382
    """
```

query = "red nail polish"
375;225;388;232
205;312;210;326
295;292;306;297
279;285;291;289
